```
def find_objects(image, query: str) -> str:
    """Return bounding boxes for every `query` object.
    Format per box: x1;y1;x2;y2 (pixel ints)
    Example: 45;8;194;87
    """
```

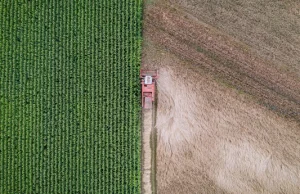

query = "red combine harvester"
140;70;158;109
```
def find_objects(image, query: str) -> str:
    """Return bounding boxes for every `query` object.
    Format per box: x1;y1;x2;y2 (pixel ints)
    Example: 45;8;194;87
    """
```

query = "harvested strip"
142;109;154;194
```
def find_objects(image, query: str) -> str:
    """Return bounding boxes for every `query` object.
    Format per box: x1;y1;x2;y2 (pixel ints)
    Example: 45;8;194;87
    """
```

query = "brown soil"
144;3;300;122
142;0;300;193
168;0;300;75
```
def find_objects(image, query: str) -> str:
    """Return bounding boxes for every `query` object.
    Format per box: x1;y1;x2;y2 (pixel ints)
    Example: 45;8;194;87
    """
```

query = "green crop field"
0;1;142;193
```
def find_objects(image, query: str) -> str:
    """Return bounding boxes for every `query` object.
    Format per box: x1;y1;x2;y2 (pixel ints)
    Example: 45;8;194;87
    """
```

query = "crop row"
0;0;142;193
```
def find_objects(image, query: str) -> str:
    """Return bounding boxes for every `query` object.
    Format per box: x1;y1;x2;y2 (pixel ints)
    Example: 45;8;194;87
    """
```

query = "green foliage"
0;0;142;193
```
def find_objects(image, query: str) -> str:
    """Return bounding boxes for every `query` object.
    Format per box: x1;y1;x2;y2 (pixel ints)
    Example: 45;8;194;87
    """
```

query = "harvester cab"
140;70;158;109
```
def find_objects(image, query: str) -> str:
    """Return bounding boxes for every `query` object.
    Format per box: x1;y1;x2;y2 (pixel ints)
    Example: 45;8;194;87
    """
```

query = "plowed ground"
142;0;300;193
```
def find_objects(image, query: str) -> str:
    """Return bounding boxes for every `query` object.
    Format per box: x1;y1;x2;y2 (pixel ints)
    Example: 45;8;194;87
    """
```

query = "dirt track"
142;0;300;193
